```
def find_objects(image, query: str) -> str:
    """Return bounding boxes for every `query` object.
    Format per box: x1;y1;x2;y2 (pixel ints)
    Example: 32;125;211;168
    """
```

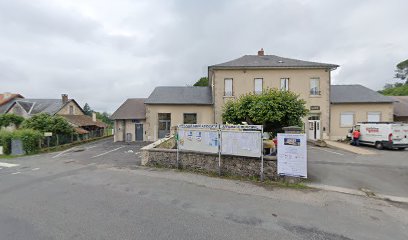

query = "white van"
348;122;408;150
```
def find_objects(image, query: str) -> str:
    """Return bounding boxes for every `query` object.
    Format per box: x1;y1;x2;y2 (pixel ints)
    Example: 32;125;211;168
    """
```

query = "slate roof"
13;99;69;115
330;85;394;104
60;115;107;128
210;55;339;69
111;98;146;120
391;96;408;117
144;87;212;105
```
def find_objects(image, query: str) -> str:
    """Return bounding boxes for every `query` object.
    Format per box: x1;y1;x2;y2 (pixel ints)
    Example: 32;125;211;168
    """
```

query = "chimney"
92;112;96;122
61;94;68;104
257;48;264;56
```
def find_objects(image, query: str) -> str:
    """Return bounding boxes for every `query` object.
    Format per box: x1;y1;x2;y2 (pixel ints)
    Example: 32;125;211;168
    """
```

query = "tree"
193;77;209;86
0;114;25;128
95;111;113;127
222;89;308;133
379;84;408;96
395;59;408;83
21;113;74;135
83;103;93;116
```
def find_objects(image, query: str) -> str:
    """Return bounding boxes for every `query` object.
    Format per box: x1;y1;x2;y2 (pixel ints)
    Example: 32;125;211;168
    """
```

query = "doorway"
158;113;171;138
308;116;320;140
135;123;143;141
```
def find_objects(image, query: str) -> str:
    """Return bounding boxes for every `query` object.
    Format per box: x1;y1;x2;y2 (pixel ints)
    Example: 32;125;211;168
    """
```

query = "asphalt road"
308;145;408;198
1;138;407;240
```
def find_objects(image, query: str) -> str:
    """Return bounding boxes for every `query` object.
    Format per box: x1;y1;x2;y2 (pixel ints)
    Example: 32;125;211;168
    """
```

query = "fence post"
56;134;59;146
218;124;222;176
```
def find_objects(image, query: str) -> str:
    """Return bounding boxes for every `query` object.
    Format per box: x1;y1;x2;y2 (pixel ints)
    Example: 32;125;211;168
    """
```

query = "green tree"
395;59;408;83
193;77;209;86
83;103;93;116
0;114;25;128
21;113;74;135
95;111;113;127
379;84;408;96
222;89;308;133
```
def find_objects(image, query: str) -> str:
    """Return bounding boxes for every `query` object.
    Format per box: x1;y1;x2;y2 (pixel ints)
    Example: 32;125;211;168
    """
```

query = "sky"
0;0;407;113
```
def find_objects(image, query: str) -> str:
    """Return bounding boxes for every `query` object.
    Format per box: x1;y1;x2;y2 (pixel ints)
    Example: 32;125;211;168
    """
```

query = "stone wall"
141;144;277;180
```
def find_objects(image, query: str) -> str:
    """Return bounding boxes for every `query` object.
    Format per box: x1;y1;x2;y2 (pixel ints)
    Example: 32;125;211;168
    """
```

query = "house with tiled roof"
6;94;106;134
0;93;24;114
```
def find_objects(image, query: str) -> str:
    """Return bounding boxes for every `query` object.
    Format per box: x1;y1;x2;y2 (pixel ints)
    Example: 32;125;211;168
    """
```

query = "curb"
306;183;408;204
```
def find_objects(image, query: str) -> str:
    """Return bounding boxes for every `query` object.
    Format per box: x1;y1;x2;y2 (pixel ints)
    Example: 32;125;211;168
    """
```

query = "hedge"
0;129;43;155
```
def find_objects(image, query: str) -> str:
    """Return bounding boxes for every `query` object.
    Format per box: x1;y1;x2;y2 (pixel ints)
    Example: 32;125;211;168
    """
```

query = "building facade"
209;49;338;140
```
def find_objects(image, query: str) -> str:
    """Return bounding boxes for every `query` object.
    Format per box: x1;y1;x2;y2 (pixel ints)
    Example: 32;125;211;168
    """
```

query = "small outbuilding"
111;98;147;142
391;96;408;122
329;85;395;140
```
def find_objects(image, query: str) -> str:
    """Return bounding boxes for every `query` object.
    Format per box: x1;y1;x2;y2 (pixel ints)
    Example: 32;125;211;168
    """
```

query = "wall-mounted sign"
310;106;320;110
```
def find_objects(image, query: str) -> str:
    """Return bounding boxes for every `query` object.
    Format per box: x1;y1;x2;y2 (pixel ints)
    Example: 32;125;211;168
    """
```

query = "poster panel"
277;133;307;178
221;131;262;157
178;129;219;153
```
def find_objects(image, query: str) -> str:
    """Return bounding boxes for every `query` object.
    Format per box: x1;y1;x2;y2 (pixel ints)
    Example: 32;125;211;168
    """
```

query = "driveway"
308;145;408;199
50;137;150;169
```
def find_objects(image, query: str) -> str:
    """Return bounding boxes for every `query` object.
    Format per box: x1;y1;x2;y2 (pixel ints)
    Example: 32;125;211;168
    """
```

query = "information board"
277;133;307;178
221;131;262;157
178;129;219;153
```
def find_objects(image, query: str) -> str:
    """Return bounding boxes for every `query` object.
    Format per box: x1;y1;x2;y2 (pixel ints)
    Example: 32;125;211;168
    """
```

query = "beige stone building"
391;96;408;122
209;49;338;140
329;85;394;140
111;49;398;142
111;98;147;142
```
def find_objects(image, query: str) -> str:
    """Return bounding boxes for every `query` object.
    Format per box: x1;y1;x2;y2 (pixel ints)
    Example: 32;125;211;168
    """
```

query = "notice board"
178;129;219;154
277;133;307;178
221;131;262;158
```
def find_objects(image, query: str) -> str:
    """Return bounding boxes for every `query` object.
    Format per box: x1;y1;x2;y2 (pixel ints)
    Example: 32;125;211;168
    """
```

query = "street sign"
44;132;53;137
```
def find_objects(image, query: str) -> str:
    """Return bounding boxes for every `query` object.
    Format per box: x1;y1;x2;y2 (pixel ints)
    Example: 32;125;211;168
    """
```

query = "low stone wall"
141;142;277;180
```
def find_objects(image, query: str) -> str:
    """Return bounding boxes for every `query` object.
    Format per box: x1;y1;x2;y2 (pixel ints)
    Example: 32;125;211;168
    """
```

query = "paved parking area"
50;138;150;169
308;145;408;199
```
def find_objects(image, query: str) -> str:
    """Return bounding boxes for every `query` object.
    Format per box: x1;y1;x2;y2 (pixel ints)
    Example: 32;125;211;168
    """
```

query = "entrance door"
158;113;171;138
135;124;143;141
308;116;321;140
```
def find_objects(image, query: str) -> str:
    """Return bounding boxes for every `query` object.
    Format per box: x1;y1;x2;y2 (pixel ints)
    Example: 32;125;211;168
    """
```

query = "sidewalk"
325;140;377;155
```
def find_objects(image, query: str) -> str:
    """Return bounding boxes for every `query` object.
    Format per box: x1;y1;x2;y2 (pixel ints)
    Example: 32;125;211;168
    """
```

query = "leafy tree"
193;77;209;86
83;103;93;116
379;84;408;96
21;113;74;135
395;59;408;83
0;114;25;128
222;88;308;133
96;111;113;127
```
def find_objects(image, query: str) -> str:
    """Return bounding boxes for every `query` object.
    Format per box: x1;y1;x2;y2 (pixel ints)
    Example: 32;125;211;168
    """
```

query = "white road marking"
11;172;21;175
0;162;20;168
91;146;125;158
32;168;40;171
86;145;98;149
309;147;344;156
0;167;3;170
52;147;76;158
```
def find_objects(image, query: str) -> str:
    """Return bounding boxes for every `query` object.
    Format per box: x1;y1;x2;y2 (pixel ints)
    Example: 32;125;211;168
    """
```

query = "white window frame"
280;78;289;91
367;112;381;122
254;78;263;94
310;78;320;95
340;112;354;127
224;78;233;96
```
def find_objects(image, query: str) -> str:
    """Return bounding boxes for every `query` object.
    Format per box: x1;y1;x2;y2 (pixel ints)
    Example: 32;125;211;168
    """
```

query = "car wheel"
375;142;384;150
397;147;406;150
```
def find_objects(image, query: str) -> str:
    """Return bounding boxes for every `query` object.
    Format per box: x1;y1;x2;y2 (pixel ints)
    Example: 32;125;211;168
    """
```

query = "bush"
0;130;13;155
0;114;25;128
21;113;74;135
13;129;43;154
0;129;42;155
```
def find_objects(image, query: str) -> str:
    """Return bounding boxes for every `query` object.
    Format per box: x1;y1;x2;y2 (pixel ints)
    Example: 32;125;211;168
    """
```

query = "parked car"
347;122;408;150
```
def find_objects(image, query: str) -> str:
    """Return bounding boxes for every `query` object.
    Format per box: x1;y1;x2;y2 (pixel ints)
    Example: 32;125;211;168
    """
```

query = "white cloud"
0;0;407;112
